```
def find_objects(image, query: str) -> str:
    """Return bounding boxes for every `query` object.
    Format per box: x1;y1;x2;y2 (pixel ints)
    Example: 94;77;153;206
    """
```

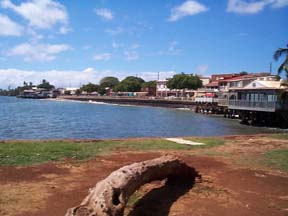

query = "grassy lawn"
264;149;288;171
269;133;288;140
0;138;199;166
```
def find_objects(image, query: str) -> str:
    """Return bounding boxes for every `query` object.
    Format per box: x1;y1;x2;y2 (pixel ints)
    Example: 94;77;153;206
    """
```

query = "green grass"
184;137;226;148
126;190;144;208
269;133;288;140
264;149;288;171
0;138;197;166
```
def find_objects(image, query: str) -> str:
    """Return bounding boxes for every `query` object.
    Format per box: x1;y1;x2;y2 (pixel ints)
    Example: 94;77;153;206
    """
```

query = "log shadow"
128;165;201;216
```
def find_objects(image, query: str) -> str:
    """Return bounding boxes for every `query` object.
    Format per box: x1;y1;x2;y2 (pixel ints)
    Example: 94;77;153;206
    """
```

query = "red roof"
205;81;218;87
221;73;270;82
220;74;253;82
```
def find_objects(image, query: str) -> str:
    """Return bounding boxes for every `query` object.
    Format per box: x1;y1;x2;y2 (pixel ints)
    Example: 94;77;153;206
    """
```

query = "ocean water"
0;96;277;140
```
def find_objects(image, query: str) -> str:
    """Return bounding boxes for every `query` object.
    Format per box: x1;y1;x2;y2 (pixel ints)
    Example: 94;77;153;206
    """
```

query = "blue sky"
0;0;287;88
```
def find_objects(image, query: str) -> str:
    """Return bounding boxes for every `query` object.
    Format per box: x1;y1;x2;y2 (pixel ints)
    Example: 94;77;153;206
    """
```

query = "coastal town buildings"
156;75;209;98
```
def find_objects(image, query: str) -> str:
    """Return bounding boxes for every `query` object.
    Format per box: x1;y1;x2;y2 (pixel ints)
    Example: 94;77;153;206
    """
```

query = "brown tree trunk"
65;155;197;216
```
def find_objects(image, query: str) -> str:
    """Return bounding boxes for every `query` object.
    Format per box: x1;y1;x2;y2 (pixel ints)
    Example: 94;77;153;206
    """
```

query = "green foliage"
114;76;145;92
126;190;144;209
100;76;119;88
142;80;156;88
264;149;288;171
37;80;54;90
269;133;288;140
97;86;107;95
64;90;71;95
75;89;81;95
0;139;196;166
166;73;202;90
273;45;288;79
239;71;248;75
80;83;99;93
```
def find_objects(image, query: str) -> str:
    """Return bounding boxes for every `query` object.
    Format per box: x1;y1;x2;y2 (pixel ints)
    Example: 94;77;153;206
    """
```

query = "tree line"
78;74;203;95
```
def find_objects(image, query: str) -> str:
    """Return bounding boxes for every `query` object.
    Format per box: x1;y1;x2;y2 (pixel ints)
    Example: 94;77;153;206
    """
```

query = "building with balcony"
227;77;287;112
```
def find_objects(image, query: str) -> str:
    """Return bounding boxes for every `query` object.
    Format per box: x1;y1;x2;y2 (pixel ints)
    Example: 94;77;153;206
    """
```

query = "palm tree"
274;44;288;79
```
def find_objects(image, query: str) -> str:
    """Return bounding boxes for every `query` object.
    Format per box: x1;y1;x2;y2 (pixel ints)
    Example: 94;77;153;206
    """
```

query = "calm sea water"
0;96;277;140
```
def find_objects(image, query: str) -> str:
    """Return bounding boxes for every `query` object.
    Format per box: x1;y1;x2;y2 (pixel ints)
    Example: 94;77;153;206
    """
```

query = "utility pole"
157;72;160;80
269;62;272;75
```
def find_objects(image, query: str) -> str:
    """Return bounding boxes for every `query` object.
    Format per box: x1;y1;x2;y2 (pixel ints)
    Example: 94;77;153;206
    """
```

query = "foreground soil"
0;135;288;216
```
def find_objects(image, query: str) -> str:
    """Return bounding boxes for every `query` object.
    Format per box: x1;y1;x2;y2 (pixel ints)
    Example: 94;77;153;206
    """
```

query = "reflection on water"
0;96;279;140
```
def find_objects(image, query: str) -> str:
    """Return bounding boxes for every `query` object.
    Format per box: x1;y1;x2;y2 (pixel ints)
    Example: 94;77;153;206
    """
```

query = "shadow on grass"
128;165;200;216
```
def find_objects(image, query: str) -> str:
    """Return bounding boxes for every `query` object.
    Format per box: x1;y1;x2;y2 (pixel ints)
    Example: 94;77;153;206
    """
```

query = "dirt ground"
0;135;288;216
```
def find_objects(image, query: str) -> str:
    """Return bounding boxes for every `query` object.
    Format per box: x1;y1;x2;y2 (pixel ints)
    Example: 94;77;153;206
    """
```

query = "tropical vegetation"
274;44;288;79
166;73;202;90
113;76;145;92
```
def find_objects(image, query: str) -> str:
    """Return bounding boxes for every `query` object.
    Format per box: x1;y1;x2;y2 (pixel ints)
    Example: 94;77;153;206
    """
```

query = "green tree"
239;71;248;75
274;44;288;79
64;90;71;95
100;76;119;88
79;83;99;93
166;73;202;90
114;76;145;92
142;80;156;88
99;87;107;95
37;80;54;90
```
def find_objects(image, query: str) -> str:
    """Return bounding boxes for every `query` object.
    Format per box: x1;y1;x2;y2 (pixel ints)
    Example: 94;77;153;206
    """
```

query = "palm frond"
280;80;288;87
274;48;288;61
277;58;288;75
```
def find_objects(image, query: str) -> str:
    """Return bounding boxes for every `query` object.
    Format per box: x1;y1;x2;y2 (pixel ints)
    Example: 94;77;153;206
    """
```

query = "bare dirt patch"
1;136;288;216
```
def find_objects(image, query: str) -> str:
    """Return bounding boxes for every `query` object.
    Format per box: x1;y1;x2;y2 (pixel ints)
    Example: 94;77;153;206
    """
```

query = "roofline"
229;87;284;91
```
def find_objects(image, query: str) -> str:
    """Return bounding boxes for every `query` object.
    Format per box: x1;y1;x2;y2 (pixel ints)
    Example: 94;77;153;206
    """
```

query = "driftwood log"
65;155;197;216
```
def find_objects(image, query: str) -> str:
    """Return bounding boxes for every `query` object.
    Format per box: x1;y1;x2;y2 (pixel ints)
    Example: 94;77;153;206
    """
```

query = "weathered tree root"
65;155;199;216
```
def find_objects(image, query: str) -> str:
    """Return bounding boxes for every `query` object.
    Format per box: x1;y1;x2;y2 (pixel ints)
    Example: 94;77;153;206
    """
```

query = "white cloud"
106;27;123;36
168;41;181;54
227;0;288;14
168;0;208;22
196;64;209;74
1;0;69;31
93;53;111;61
83;45;92;50
59;25;71;34
271;0;288;8
0;13;23;36
94;8;113;20
26;28;43;40
0;68;178;89
7;42;71;61
139;71;177;81
112;41;124;49
124;51;139;61
149;41;182;56
227;0;269;14
0;68;100;88
131;43;140;49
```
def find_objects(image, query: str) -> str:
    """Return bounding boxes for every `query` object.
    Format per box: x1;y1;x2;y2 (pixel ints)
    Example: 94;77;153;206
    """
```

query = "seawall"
58;96;204;109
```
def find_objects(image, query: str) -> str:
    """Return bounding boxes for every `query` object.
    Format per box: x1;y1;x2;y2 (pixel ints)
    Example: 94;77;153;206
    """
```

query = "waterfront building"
19;88;52;99
219;76;288;126
59;87;79;95
156;75;209;98
227;77;287;112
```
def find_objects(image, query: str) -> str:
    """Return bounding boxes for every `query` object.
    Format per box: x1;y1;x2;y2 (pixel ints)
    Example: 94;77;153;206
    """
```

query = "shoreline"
0;132;284;143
